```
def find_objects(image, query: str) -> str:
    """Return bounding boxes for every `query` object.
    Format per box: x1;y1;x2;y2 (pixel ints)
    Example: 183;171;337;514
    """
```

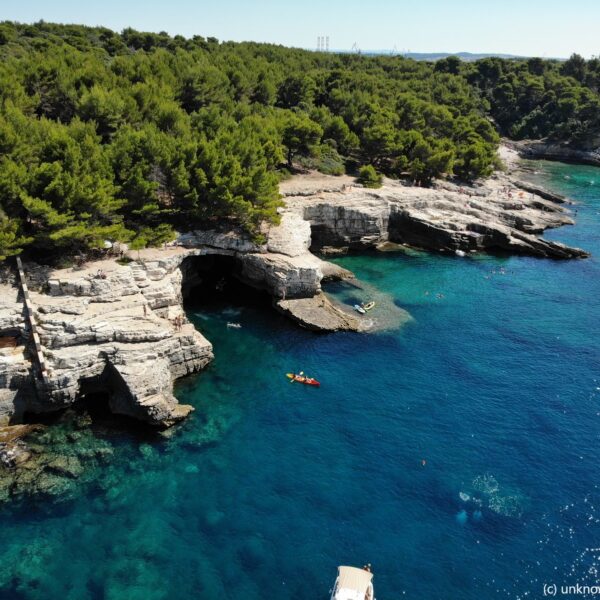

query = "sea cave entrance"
180;254;272;311
23;363;160;438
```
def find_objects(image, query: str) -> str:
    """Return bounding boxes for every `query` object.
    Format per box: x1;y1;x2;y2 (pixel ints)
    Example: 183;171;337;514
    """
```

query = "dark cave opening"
181;254;272;310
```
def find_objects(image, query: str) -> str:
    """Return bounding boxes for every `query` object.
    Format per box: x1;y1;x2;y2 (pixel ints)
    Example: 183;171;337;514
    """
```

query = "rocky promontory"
0;213;356;432
0;146;589;441
280;154;588;260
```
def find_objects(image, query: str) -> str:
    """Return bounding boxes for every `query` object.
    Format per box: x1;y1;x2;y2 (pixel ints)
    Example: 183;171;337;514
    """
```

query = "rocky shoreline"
281;150;587;260
0;213;358;430
0;146;591;500
506;138;600;168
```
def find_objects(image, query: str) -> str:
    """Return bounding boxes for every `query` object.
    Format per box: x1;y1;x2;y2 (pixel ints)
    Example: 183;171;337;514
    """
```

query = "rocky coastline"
281;149;587;260
0;145;591;500
0;213;357;430
506;138;600;168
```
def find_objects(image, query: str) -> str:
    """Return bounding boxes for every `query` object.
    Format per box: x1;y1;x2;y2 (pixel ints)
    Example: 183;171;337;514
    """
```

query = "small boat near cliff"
286;373;320;386
362;301;375;311
354;304;366;314
330;565;374;600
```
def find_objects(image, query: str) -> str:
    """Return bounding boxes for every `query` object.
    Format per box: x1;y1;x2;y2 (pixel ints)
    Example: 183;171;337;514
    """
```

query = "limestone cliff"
0;213;353;427
281;170;588;259
0;156;589;429
0;276;35;425
7;258;213;428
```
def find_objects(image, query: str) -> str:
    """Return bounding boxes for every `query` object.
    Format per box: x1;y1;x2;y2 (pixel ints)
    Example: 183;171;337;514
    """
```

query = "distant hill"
396;51;525;61
330;50;541;61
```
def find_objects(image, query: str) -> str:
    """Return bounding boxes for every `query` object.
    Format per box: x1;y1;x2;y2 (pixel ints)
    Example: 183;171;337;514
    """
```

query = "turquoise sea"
1;160;600;599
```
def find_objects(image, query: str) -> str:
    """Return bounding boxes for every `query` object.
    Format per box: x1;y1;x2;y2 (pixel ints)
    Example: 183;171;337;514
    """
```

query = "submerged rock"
45;455;84;479
0;410;117;504
0;440;32;469
0;424;43;444
469;473;526;520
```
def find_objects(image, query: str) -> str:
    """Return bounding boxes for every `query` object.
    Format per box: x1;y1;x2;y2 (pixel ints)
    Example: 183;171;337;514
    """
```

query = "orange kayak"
286;373;321;387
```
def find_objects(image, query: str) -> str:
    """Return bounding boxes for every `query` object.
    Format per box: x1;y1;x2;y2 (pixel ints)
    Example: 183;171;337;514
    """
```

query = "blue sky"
2;0;599;58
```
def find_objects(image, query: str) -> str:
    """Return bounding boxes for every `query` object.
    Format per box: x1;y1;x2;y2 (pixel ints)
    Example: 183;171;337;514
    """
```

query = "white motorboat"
227;322;242;329
330;565;374;600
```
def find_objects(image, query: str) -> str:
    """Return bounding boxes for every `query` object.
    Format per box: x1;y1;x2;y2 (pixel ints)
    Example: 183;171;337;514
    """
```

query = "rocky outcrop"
178;214;334;299
507;139;600;167
301;196;391;251
0;411;114;504
0;280;36;426
283;172;589;259
275;293;361;332
0;212;360;427
511;180;566;204
22;259;213;427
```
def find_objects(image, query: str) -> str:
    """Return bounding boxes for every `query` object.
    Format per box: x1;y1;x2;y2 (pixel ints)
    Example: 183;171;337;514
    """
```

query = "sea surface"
1;160;600;599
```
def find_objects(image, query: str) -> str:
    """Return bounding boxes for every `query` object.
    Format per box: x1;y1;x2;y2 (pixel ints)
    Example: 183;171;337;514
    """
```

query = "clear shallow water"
1;161;600;599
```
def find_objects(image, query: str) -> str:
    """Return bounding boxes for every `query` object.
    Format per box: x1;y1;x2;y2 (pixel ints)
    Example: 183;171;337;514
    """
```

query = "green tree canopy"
0;21;597;261
282;114;322;167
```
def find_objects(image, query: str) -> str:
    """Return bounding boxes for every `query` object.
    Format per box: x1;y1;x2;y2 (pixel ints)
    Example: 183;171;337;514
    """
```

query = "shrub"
357;165;382;188
297;143;345;175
